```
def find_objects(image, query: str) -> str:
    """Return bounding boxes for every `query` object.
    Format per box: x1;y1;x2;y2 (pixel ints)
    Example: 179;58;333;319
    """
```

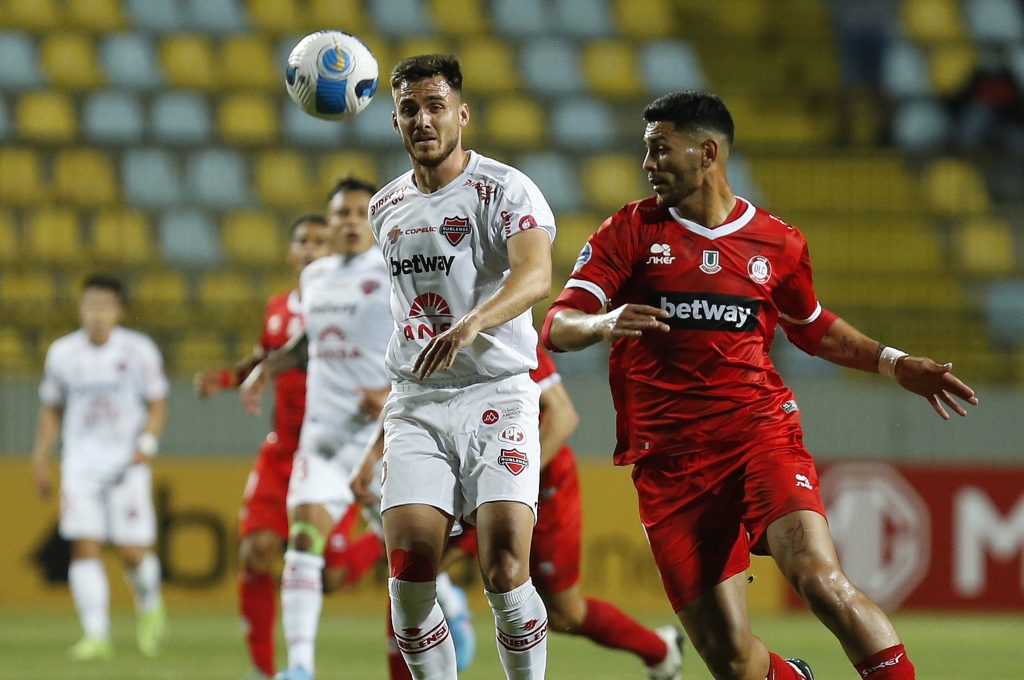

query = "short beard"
405;135;458;168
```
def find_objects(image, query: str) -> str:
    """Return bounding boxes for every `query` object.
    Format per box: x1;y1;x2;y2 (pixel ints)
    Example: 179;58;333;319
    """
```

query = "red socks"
768;652;807;679
385;600;414;680
240;569;276;676
855;644;915;679
578;598;668;666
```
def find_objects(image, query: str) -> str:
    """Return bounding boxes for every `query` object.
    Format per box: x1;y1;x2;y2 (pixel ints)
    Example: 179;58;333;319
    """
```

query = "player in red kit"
426;345;684;680
543;91;978;680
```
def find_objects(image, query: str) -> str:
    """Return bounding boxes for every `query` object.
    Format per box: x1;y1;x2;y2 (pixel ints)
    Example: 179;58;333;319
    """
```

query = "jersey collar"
669;196;755;240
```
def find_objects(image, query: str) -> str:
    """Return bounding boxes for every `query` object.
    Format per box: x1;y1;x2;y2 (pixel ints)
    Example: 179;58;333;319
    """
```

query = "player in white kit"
30;274;169;660
242;179;393;680
357;54;555;680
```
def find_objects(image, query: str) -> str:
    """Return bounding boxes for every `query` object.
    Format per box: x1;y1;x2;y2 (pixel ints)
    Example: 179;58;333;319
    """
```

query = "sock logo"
522;618;539;631
496;618;548;652
395;620;450;655
861;652;904;677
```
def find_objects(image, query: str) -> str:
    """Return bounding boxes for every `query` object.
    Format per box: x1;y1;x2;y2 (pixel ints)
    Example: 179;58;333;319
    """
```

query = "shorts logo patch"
381;461;388;485
498;424;526;445
781;399;799;413
498;448;528;476
795;473;813;490
482;409;499;425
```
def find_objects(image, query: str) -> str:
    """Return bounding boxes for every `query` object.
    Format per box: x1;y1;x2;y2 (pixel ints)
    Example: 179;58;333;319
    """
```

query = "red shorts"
632;431;826;611
449;450;583;594
239;432;298;539
324;504;364;570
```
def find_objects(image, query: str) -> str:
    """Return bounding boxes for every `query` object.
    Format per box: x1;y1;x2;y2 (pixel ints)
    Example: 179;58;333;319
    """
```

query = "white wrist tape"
137;432;159;457
878;346;908;377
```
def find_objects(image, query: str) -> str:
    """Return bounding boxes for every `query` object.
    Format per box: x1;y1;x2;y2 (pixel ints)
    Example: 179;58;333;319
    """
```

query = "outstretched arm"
545;303;670;352
193;351;262;398
414;228;552;379
815;317;978;420
239;332;308;414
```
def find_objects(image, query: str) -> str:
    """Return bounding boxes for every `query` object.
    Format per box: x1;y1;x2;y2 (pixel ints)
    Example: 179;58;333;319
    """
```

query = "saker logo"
440;216;471;246
498;448;528;475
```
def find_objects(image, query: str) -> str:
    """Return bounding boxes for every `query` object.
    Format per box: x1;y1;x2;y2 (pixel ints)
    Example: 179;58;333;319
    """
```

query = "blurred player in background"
360;344;685;680
360;54;555;680
194;215;330;680
30;274;169;661
241;178;393;680
544;91;979;680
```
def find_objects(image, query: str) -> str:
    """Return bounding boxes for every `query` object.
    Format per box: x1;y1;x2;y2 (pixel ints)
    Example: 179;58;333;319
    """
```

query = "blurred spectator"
828;0;897;146
947;47;1024;158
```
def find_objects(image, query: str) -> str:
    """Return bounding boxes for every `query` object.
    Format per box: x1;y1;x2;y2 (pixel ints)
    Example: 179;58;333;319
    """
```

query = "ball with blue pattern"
286;30;379;121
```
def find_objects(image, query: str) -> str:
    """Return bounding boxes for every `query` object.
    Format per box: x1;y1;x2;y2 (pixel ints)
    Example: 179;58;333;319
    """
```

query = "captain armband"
877;345;908;378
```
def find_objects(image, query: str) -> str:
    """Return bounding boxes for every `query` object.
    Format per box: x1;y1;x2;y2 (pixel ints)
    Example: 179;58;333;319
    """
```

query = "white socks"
434;572;467;622
126;552;163;612
389;578;458;679
486;578;548;679
280;550;325;673
69;558;110;639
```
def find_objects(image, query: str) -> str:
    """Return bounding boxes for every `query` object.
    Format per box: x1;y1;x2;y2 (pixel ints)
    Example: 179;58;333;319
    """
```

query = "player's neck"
674;182;736;228
411;147;470;194
85;328;114;346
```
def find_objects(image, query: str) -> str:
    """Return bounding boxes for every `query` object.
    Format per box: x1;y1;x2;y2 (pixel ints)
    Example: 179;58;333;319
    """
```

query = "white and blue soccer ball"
285;30;379;120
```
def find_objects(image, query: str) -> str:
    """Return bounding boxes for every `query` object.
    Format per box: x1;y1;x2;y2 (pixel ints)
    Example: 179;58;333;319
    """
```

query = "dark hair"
643;91;735;147
327;176;379;201
390;54;463;92
290;214;327;235
83;274;126;305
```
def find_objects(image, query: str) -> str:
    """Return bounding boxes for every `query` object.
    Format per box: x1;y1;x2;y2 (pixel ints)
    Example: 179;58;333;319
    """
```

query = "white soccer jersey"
368;151;556;385
299;250;392;435
39;327;168;480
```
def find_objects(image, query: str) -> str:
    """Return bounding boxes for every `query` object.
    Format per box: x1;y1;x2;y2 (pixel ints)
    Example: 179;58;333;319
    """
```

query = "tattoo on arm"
839;335;851;355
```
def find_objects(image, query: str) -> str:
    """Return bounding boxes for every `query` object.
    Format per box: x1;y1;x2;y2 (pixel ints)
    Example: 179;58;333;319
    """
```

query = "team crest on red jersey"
747;255;772;284
498;448;528;475
699;249;721;274
440;216;471;246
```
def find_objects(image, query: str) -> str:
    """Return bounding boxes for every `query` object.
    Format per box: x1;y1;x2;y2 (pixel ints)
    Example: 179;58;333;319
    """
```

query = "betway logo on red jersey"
654;291;761;332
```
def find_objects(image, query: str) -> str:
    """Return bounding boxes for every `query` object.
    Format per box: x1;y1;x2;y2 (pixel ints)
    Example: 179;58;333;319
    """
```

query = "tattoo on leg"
778;520;808;558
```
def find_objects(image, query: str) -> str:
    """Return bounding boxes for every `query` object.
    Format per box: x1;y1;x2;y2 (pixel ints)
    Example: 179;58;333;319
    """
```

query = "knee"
241;532;283;572
688;629;756;680
481;550;526;594
546;602;585;634
788;558;859;613
288;521;327;556
118;547;144;569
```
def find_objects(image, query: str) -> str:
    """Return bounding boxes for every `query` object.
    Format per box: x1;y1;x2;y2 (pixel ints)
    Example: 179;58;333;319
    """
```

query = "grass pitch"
1;607;1020;679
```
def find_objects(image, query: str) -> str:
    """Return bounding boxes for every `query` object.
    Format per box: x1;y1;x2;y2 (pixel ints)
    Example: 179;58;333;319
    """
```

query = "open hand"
895;357;979;420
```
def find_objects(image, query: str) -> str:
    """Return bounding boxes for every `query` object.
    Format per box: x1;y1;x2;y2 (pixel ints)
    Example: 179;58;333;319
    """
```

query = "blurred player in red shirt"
543;91;978;680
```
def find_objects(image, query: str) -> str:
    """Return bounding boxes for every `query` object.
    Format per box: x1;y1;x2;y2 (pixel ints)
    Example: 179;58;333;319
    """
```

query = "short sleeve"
492;172;556;246
138;336;169;401
39;345;64;406
773;234;821;325
564;210;637;307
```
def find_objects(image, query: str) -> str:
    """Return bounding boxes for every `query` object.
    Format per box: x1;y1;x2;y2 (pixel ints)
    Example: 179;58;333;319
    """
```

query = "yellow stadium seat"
0;211;18;264
261;271;298;302
39;34;103;90
222;211;285;266
65;0;125;31
396;36;455;63
15;91;77;143
4;0;58;29
458;38;519;95
581;154;648;212
53;149;118;207
132;271;190;329
0;148;48;206
2;271;58;327
582;40;643;98
174;330;228;376
161;35;217;90
219;93;278;145
255;151;316;207
197;271;259;316
929;44;978;96
309;0;369;33
956;217;1016;275
902;0;965;43
798;217;944;274
613;0;676;37
248;0;307;34
319;153;380;192
24;208;82;265
220;35;277;90
551;213;602;274
428;0;489;36
92;209;155;265
921;159;991;215
0;328;34;375
482;97;545;149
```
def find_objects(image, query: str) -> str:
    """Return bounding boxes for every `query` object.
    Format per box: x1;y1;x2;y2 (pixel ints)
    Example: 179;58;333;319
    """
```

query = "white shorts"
287;419;378;522
380;373;541;524
59;465;156;546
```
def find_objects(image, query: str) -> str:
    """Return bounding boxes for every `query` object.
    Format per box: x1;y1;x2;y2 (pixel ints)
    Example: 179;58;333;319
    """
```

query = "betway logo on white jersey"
390;254;456;277
654;291;761;332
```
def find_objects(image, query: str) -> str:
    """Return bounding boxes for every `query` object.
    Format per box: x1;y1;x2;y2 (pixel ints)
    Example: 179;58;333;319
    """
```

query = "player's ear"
701;137;719;168
391;110;400;135
458;102;470;128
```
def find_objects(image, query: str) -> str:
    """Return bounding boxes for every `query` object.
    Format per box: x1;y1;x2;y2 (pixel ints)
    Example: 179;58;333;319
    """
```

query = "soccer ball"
285;30;379;120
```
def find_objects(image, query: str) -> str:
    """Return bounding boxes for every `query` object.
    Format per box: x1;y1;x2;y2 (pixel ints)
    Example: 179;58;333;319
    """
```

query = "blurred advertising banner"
791;463;1024;611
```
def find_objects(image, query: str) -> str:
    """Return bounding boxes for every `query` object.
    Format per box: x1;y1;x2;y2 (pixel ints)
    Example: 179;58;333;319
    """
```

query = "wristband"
878;346;908;378
218;368;236;388
137;432;159;457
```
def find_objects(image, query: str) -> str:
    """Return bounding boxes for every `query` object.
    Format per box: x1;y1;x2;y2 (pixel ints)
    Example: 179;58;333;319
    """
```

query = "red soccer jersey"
555;197;836;465
260;290;306;440
530;345;577;524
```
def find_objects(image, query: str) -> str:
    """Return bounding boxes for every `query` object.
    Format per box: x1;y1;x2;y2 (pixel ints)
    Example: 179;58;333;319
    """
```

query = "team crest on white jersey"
439;216;471;246
747;255;772;284
699;249;721;274
647;243;676;265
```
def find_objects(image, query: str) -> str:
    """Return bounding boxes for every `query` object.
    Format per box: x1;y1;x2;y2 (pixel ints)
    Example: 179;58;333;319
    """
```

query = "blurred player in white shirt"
30;274;169;660
351;54;555;680
242;179;393;680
